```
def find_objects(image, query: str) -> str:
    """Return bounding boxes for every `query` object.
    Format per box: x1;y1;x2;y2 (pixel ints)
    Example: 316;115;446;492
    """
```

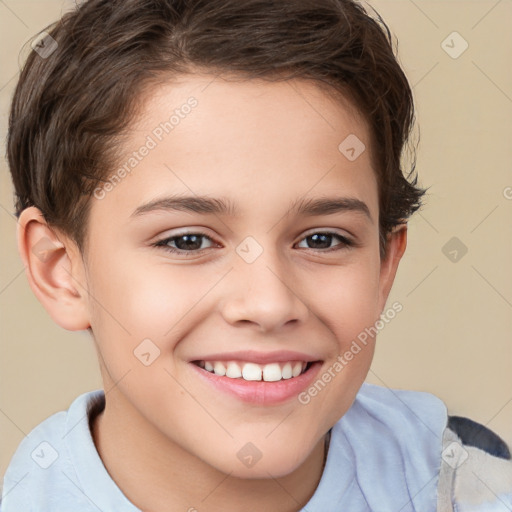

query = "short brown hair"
7;0;425;259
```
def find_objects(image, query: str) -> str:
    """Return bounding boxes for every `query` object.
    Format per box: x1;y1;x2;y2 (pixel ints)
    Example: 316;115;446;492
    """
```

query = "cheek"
296;261;381;427
309;257;382;346
87;256;224;374
124;265;224;335
91;253;207;334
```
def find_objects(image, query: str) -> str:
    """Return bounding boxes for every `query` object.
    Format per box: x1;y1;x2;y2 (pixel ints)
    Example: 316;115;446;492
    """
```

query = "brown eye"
153;232;216;255
296;232;353;251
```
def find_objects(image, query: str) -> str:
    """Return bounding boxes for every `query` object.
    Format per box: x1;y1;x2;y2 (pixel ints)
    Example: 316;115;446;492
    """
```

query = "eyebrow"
130;194;373;223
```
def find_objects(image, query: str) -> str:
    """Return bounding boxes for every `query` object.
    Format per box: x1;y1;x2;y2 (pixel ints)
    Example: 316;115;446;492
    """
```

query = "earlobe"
378;224;408;312
17;206;91;331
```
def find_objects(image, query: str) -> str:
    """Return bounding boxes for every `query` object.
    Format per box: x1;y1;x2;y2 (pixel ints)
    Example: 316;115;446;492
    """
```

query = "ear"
17;206;91;331
378;224;408;313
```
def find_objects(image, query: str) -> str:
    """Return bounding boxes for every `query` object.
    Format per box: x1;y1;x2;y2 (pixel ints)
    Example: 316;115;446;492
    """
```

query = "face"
73;74;401;478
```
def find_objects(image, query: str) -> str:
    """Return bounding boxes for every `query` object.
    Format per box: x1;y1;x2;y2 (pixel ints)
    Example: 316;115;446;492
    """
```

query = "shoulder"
447;416;510;459
438;415;512;511
329;383;449;509
1;390;104;511
354;382;448;432
349;384;512;509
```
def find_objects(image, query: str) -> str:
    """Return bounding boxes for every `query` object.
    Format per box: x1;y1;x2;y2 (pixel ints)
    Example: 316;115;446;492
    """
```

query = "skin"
18;74;407;512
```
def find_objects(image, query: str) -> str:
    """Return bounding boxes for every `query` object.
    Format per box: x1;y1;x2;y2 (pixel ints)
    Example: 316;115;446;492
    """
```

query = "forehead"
89;74;378;229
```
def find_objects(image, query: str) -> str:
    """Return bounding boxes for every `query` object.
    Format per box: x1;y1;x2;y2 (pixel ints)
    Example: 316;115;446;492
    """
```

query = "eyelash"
152;230;355;256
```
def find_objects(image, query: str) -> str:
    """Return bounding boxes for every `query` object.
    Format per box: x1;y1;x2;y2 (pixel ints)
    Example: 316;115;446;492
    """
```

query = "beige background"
1;0;511;485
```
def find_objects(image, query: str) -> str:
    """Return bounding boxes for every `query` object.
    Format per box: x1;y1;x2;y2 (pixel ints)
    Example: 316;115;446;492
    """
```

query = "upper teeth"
197;360;308;381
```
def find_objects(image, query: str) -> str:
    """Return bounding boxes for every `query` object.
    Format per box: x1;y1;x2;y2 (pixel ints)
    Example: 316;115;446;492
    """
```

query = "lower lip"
189;361;323;405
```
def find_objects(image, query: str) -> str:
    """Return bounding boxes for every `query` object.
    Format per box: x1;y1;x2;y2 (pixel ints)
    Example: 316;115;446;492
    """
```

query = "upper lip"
189;350;321;364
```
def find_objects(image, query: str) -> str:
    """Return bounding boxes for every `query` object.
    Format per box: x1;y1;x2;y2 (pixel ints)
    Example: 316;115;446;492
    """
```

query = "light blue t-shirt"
2;382;511;511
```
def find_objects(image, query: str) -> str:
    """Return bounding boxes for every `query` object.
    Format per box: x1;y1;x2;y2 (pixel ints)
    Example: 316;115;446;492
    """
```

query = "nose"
219;245;310;332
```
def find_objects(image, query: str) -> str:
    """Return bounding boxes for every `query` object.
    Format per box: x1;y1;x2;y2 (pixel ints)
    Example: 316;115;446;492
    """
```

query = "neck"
91;392;328;512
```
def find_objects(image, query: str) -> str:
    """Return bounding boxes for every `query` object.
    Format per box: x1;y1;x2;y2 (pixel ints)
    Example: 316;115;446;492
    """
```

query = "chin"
203;441;313;480
228;459;304;480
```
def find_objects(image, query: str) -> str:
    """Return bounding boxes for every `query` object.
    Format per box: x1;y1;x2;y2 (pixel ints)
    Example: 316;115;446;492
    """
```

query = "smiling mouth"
191;360;315;382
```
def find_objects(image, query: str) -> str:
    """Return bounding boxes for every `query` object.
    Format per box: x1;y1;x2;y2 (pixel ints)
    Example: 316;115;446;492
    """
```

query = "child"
2;0;511;510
